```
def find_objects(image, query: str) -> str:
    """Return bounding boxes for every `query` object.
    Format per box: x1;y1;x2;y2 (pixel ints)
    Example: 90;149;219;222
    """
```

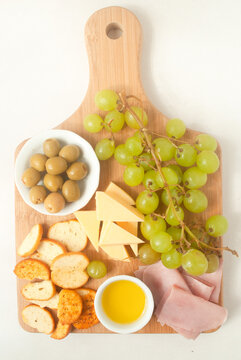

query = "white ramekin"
94;275;154;334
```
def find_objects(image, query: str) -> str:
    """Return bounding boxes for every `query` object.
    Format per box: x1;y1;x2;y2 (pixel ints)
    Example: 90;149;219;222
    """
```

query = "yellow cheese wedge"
101;244;130;261
99;221;112;245
116;222;138;236
99;222;144;246
105;182;135;206
129;244;139;257
96;192;144;222
74;211;100;252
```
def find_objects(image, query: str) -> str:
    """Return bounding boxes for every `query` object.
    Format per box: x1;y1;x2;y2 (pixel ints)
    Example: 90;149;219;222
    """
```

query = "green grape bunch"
83;89;238;275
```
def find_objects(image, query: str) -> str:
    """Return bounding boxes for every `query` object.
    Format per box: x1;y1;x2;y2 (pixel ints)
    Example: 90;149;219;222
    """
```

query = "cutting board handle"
84;6;144;98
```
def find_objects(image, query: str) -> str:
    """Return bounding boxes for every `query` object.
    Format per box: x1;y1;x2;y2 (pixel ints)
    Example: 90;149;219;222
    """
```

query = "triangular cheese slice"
96;192;144;222
116;222;139;256
99;222;144;246
105;182;135;205
74;211;100;252
99;221;112;245
101;244;130;261
129;244;139;257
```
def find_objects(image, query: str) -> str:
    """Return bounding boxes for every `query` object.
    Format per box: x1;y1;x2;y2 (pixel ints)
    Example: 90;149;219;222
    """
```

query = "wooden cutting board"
15;6;222;334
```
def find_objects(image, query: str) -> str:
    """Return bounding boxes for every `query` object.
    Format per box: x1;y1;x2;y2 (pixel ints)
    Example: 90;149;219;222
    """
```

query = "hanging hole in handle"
106;23;123;39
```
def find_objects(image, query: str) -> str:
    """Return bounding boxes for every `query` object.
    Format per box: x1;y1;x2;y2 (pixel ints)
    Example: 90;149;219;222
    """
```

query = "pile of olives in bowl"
21;138;88;213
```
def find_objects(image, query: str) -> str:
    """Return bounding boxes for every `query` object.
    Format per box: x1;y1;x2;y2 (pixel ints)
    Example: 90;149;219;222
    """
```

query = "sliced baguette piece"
51;252;89;289
31;293;59;309
31;238;67;266
21;280;56;301
51;321;71;340
47;219;87;252
73;288;99;329
22;304;55;334
57;289;83;325
17;224;43;257
14;258;50;280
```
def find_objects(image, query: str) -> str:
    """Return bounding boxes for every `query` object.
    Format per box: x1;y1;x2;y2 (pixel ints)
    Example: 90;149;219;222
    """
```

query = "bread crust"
22;304;55;334
57;289;83;325
17;224;43;257
31;238;67;265
51;322;71;340
14;258;50;280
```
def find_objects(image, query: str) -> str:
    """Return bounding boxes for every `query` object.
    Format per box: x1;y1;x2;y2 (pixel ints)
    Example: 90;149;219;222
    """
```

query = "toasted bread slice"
21;280;56;301
31;293;59;309
17;224;43;257
57;289;83;325
22;304;55;334
14;259;50;280
51;252;89;289
32;239;67;266
73;288;99;329
47;220;87;252
51;321;71;340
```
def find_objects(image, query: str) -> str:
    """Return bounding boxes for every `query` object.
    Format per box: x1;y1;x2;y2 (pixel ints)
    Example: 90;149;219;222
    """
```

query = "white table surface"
0;1;241;359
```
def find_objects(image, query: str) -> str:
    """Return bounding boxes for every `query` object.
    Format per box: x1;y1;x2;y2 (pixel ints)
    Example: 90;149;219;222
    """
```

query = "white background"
0;0;241;359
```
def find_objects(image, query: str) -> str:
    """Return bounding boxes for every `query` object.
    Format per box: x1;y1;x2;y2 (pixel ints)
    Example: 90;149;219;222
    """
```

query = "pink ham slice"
182;274;214;301
141;261;191;306
156;285;227;339
134;266;148;281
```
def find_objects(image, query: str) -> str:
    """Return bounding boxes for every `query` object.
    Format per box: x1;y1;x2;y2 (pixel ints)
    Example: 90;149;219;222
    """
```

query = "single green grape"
140;214;166;241
168;164;183;184
125;106;148;129
95;89;119;111
166;118;186;139
95;139;115;160
161;248;182;269
206;254;220;273
136;190;159;214
114;144;135;165
166;227;182;242
196;150;220;174
156;167;178;188
142;170;159;191
87;261;107;279
205;215;228;237
153;138;175;161
84;114;103;133
175;144;197;167
138;152;155;171
161;187;183;206
123;164;144;187
194;134;217;152
182;249;208;276
138;243;161;265
165;206;184;226
125;136;144;156
104;110;124;132
183;190;208;213
183;167;207;189
150;231;173;253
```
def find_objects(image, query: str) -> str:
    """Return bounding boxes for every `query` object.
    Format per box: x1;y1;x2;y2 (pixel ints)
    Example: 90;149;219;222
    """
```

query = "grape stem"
118;92;238;258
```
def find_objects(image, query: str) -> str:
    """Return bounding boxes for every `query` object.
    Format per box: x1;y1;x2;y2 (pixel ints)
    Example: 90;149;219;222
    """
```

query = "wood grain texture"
15;6;222;334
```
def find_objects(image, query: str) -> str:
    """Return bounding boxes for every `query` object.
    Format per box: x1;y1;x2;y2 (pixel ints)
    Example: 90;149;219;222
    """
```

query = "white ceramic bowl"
94;275;154;334
15;129;100;216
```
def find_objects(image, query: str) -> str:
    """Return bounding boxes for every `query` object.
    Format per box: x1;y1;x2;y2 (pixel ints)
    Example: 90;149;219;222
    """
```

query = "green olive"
45;156;67;175
44;192;65;213
59;145;80;163
62;180;80;202
30;153;48;172
66;162;88;180
43;138;61;157
43;174;64;192
21;168;41;187
29;185;47;204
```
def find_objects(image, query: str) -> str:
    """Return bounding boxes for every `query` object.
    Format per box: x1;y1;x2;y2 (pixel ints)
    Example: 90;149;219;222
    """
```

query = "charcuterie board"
15;6;222;333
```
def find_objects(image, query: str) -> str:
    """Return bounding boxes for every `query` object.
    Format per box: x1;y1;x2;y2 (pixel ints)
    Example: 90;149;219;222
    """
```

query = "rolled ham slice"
156;285;227;339
142;261;190;306
134;266;147;281
197;258;223;303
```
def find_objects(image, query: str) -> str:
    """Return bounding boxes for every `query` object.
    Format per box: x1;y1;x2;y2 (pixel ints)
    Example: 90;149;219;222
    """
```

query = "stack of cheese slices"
74;182;144;261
